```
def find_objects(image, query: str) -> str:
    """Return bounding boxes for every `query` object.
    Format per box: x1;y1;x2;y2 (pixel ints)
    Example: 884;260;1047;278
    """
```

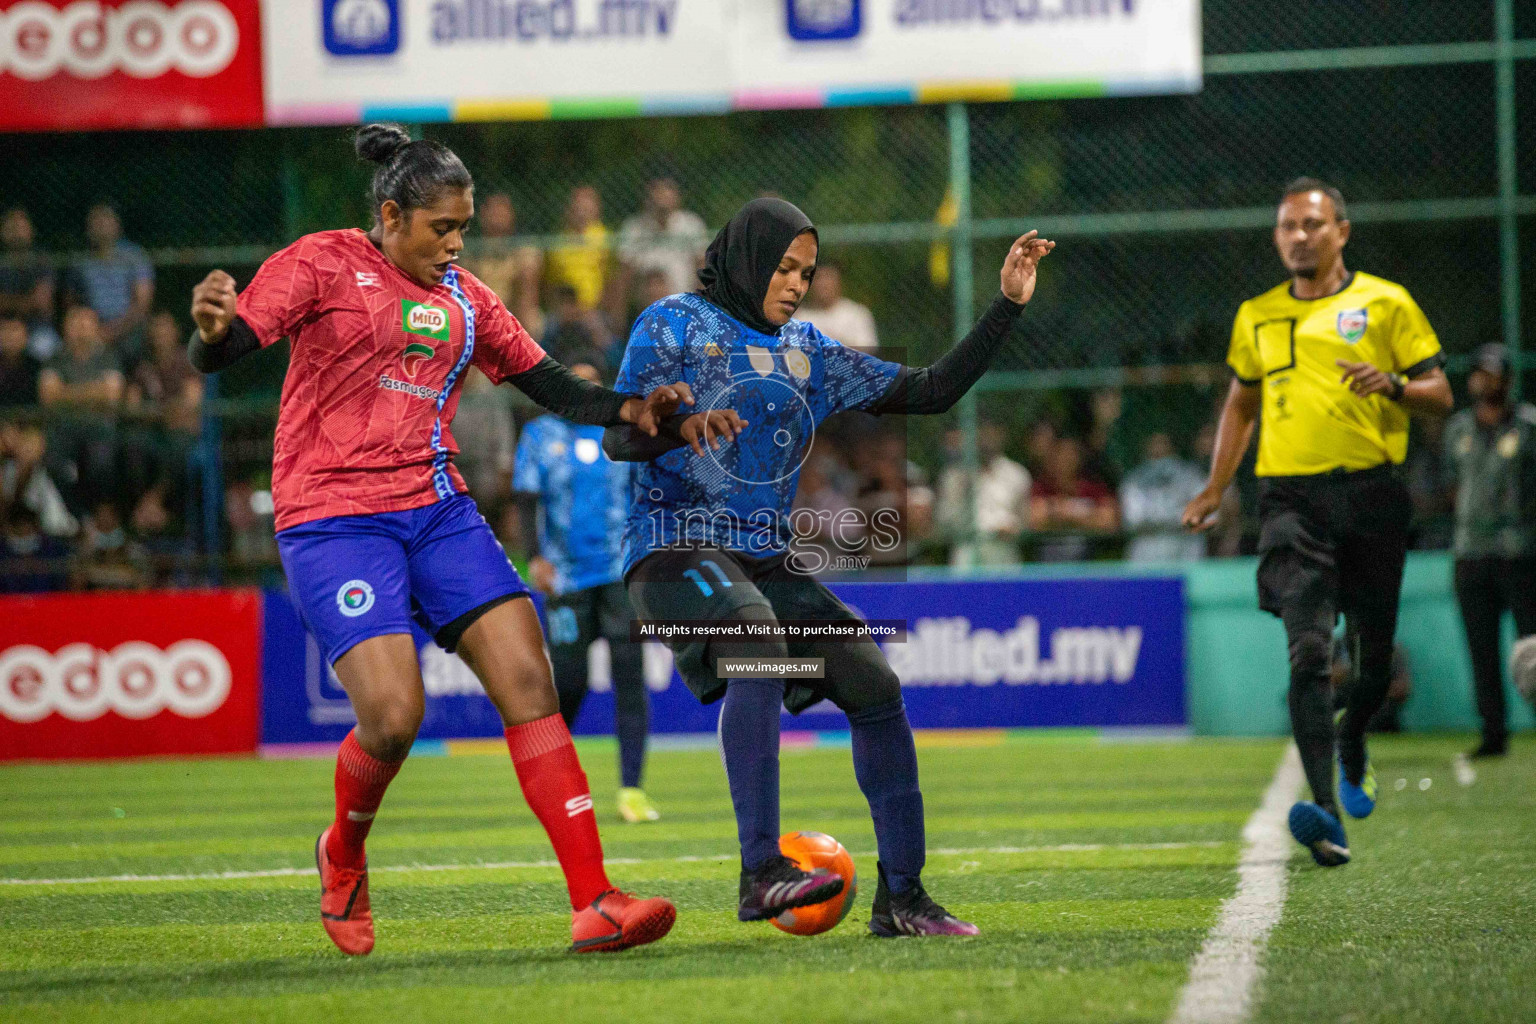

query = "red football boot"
315;827;375;955
570;888;677;953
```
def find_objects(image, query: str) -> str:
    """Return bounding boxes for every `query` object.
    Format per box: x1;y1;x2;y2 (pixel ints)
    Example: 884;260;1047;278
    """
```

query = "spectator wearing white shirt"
798;265;879;353
617;178;709;299
1120;433;1207;562
935;423;1030;566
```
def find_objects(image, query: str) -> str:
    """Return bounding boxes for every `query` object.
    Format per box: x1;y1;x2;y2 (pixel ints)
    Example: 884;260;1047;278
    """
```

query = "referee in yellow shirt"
1183;178;1452;867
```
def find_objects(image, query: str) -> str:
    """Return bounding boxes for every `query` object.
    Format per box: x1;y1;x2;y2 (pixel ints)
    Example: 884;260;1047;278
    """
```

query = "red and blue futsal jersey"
614;293;902;574
237;229;545;531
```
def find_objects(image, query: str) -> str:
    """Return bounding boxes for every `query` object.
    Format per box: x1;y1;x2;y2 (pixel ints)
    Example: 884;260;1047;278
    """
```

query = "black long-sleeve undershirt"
187;317;260;373
190;319;635;426
602;292;1026;462
865;293;1024;415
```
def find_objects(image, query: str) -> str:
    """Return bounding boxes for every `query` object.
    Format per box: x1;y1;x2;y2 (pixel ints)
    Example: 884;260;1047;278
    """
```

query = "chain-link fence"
1;0;1530;584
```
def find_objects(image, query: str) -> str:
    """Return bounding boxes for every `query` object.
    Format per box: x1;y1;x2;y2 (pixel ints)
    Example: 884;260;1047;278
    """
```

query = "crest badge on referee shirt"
1336;308;1368;344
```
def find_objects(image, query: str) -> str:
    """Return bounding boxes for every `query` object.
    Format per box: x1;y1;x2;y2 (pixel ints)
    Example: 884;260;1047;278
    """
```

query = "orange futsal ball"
771;831;857;936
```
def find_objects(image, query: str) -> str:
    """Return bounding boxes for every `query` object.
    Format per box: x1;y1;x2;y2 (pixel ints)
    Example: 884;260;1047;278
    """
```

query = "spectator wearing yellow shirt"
545;186;611;312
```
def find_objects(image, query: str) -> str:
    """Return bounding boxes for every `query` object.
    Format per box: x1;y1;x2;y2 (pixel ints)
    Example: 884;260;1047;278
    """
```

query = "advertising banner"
263;0;1200;126
0;589;262;759
259;575;1183;746
0;0;265;131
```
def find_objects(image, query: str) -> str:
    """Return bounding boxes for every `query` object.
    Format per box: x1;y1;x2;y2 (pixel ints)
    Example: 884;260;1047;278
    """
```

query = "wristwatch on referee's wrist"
1386;373;1407;402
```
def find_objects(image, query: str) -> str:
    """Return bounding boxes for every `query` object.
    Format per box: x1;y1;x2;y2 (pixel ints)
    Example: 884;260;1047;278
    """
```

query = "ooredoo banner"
263;0;1200;126
0;590;262;759
0;0;264;131
259;575;1184;747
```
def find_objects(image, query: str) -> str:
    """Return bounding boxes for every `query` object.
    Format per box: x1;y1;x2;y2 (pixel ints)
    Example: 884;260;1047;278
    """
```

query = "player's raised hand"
681;409;749;457
632;382;697;436
191;270;238;344
1000;230;1055;305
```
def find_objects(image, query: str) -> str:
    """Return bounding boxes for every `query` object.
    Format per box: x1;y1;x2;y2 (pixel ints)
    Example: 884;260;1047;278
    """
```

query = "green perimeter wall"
918;552;1533;737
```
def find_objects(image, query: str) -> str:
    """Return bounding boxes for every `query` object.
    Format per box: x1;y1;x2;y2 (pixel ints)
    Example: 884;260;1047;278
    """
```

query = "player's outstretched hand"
1181;486;1222;533
191;270;237;344
680;409;748;457
632;382;697;436
1000;230;1055;305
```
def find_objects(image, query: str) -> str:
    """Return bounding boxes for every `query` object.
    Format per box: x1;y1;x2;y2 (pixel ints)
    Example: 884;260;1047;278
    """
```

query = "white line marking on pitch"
0;841;1226;887
1169;744;1302;1024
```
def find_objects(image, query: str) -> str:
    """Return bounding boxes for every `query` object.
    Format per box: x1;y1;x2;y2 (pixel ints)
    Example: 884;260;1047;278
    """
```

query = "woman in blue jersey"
605;198;1053;935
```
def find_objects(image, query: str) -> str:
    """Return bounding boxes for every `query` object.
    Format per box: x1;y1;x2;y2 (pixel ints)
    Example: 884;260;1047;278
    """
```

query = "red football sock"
326;730;404;871
505;714;611;910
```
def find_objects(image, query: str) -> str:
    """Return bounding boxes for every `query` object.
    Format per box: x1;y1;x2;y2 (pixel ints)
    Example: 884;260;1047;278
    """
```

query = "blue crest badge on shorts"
1336;308;1368;344
337;580;375;618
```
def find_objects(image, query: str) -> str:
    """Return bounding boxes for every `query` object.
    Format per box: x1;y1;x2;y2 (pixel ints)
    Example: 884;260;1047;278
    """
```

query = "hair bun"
355;123;412;165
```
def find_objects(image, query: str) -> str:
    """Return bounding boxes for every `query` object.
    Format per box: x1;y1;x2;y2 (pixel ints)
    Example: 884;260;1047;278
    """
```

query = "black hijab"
697;198;817;335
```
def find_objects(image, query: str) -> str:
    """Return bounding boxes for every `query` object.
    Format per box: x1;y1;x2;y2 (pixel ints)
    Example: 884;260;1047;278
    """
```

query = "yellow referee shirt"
1228;271;1443;477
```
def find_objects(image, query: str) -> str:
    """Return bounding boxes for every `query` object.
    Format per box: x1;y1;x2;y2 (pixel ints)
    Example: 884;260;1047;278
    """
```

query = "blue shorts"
276;494;531;666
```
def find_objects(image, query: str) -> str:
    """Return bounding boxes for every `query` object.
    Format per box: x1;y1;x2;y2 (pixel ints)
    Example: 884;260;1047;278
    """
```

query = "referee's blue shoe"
1288;802;1350;867
1338;757;1377;819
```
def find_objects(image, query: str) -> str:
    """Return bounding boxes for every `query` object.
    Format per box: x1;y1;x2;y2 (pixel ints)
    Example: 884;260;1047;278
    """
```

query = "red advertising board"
0;589;262;759
0;0;263;131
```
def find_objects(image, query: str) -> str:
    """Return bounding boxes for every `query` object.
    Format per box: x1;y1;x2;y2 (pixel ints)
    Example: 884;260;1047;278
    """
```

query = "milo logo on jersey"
400;300;450;376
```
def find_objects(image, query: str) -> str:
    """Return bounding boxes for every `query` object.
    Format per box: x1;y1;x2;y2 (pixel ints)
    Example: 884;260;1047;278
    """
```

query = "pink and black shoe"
737;855;845;922
867;862;979;937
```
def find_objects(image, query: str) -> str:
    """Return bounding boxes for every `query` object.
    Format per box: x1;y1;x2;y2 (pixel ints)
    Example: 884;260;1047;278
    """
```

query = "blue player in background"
605;198;1053;936
514;358;659;824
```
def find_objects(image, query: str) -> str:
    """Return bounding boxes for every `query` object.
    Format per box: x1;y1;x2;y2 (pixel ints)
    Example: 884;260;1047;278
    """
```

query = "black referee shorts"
1255;463;1411;623
625;546;898;714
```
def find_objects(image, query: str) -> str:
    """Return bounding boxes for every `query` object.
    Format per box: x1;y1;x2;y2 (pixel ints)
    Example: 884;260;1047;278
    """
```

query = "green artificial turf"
0;733;1528;1023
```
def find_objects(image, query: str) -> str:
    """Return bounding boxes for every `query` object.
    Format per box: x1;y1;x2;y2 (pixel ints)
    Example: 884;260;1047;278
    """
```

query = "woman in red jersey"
189;124;714;957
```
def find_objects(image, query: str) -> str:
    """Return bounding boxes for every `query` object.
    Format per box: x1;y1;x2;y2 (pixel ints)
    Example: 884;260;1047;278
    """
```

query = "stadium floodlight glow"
0;0;239;81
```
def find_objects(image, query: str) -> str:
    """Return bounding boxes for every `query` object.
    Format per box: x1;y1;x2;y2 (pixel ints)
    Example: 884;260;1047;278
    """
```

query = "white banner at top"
262;0;1201;125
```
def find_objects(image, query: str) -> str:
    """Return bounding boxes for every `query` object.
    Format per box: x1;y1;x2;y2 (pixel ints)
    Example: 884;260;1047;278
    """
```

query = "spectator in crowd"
1119;432;1208;562
634;267;676;315
71;499;149;590
544;185;610;312
617;177;709;299
934;422;1030;566
1;417;77;537
452;366;516;510
39;306;124;510
1030;435;1117;561
0;315;42;407
0;208;59;360
466;192;545;338
224;478;277;568
125;310;203;523
798;264;879;353
541;284;617;369
1403;414;1455;549
855;431;915;568
1024;417;1059;480
1085;388;1129;488
792;450;858;553
1444;344;1536;758
65;203;153;361
0;504;69;593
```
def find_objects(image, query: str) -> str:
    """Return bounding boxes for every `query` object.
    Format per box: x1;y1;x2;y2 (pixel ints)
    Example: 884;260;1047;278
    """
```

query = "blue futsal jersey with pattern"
614;293;902;575
514;415;633;595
